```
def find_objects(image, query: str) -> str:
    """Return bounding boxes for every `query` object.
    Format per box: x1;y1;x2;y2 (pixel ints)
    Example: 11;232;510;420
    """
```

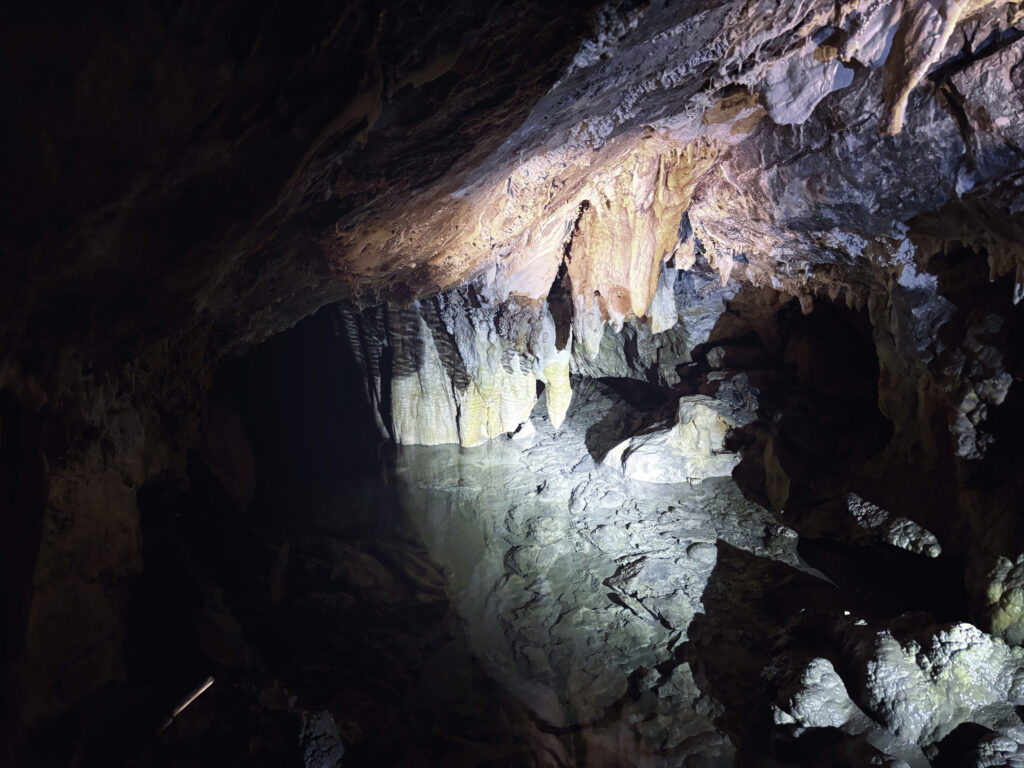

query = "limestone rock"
606;395;754;484
388;310;461;446
985;556;1024;645
773;657;862;729
846;493;942;558
539;349;573;430
20;375;178;722
300;710;345;768
343;252;739;446
344;293;547;446
855;622;1024;746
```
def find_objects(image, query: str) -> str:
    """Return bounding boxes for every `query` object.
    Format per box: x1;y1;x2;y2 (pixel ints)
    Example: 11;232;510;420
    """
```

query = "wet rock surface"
389;376;1024;766
27;444;564;768
395;379;796;765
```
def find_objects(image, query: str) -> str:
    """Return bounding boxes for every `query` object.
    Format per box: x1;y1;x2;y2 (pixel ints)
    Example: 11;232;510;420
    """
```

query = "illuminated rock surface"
396;381;798;764
4;0;1024;766
393;381;1024;766
603;394;755;483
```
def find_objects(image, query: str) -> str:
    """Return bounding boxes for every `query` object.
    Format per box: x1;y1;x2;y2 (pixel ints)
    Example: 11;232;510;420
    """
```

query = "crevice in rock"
928;25;1024;85
796;538;970;623
547;258;574;352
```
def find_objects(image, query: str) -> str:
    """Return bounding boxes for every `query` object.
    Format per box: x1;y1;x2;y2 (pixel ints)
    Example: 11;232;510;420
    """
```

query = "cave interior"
4;1;1024;766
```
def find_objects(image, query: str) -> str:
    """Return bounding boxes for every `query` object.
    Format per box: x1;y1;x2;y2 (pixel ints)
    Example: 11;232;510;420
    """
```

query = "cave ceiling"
4;0;1024;379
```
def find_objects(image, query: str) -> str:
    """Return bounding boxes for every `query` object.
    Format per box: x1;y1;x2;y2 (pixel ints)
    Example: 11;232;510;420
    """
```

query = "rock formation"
3;0;1024;765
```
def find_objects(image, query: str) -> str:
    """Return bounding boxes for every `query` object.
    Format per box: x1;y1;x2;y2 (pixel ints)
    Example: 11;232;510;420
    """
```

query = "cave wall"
5;341;201;741
339;252;738;446
1;1;600;753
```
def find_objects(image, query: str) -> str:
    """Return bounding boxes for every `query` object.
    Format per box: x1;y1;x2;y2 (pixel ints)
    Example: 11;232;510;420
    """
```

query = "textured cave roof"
3;0;1023;373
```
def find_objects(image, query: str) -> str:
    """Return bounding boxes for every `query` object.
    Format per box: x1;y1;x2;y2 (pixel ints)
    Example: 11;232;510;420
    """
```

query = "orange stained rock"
881;0;1001;134
568;138;719;324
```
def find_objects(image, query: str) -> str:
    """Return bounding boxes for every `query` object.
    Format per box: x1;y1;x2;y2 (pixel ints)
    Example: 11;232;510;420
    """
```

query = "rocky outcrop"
846;492;942;558
603;394;754;484
340;250;740;446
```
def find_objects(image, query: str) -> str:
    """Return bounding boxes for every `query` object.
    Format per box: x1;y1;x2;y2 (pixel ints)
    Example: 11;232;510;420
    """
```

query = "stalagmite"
539;350;572;429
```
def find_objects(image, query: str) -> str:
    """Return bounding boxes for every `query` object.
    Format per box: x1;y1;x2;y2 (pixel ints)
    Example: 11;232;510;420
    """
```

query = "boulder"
605;395;754;484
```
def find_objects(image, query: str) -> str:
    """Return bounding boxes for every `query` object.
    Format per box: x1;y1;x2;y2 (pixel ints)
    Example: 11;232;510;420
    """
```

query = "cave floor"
65;378;1022;768
392;379;848;767
389;374;1024;768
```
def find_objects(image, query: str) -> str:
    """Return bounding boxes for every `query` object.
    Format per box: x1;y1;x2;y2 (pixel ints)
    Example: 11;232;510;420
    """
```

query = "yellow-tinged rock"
455;360;537;447
390;315;460;446
568;139;718;338
540;350;572;429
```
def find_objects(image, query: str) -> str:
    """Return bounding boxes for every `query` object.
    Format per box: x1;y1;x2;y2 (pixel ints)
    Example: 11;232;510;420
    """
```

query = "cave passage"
31;285;1001;768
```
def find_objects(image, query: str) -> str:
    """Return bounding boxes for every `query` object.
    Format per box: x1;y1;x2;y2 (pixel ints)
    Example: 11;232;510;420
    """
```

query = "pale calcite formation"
985;555;1024;645
538;348;572;430
857;623;1024;745
566;139;719;349
766;619;1024;766
646;265;678;335
453;356;537;448
344;289;584;446
345;248;747;446
389;312;461;446
879;0;1003;135
388;309;539;447
605;395;754;484
772;658;862;729
846;492;942;558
